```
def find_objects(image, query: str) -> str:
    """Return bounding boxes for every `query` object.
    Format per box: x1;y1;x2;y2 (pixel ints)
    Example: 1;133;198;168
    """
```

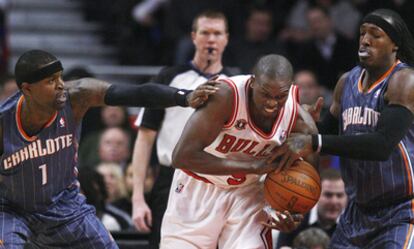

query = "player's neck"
364;60;397;88
192;56;223;75
20;99;56;135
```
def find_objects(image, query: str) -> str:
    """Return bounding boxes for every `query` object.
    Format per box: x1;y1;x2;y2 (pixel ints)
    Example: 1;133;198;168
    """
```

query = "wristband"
175;89;192;107
317;134;322;153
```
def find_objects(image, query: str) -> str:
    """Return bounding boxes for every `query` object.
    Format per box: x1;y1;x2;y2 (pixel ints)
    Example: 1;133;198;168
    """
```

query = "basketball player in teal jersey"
0;49;216;248
288;9;414;248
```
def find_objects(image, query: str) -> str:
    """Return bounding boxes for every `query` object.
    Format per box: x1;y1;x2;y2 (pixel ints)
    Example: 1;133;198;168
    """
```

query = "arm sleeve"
317;110;339;135
317;104;414;160
104;83;191;108
139;108;165;131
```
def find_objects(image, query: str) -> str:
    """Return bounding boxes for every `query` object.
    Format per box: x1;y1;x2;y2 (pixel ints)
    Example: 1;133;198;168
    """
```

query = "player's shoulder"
219;74;251;85
0;91;21;114
388;66;414;89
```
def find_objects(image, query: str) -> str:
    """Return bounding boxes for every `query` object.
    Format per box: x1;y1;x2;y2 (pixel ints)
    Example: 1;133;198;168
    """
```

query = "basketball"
264;160;321;214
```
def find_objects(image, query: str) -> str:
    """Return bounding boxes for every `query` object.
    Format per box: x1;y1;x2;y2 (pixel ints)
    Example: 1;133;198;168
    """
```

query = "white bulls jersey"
185;75;299;188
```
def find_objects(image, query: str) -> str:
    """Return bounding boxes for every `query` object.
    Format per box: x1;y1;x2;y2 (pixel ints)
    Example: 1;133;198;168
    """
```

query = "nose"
56;78;64;90
360;33;370;46
266;99;278;107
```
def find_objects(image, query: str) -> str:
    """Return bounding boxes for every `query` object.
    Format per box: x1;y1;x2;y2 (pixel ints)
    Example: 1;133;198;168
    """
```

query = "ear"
249;76;255;88
191;31;196;44
20;82;32;96
393;45;399;53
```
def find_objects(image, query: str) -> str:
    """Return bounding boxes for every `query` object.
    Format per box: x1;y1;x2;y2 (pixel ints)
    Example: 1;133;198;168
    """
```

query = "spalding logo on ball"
264;160;321;214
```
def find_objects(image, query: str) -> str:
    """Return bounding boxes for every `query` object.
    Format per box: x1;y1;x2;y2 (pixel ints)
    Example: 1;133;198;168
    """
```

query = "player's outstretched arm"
287;69;414;160
66;78;218;122
172;82;279;175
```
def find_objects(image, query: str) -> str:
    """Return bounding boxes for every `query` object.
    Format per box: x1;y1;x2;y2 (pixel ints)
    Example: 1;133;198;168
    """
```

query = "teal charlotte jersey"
339;61;414;208
0;91;80;212
330;61;414;249
0;91;118;248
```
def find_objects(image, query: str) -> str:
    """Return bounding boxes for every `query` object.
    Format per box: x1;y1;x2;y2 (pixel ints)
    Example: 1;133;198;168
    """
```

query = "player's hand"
303;97;324;122
187;76;220;108
251;159;280;175
262;210;303;232
266;144;301;173
132;198;152;233
286;133;313;158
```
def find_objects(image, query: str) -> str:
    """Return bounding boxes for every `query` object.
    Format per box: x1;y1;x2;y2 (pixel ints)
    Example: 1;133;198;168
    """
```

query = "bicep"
67;78;110;121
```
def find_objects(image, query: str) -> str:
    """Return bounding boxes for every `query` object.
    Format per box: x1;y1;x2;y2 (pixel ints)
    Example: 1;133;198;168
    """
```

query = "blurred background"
5;0;413;248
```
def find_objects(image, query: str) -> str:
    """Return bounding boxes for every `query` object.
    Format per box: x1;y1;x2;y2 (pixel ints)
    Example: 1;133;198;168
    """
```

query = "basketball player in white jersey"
160;54;318;249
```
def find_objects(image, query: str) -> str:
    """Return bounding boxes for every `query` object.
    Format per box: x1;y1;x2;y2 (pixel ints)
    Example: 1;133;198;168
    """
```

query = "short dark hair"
320;168;342;181
253;54;293;82
14;50;59;88
192;10;228;33
363;9;414;66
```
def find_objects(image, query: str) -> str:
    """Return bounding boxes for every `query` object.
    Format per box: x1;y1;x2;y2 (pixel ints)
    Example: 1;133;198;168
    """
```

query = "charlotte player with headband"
287;9;414;248
0;49;217;248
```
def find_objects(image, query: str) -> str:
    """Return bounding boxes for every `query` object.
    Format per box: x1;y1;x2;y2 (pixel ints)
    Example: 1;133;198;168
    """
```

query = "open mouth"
358;48;369;58
264;107;278;113
56;94;66;103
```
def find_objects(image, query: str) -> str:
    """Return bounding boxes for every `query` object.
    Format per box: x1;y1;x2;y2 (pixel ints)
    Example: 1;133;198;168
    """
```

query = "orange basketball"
264;160;321;214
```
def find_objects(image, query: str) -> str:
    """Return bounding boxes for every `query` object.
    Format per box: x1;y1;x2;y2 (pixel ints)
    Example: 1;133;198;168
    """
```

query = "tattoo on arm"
67;78;110;121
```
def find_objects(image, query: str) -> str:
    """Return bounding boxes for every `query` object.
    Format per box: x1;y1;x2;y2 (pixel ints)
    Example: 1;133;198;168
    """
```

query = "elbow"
171;147;189;169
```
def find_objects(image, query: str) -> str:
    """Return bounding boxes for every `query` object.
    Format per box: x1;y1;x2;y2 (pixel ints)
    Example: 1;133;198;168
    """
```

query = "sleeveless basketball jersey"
340;61;414;207
0;91;80;212
184;75;299;188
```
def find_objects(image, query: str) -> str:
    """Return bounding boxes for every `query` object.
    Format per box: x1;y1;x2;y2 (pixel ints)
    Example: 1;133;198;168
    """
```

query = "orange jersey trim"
403;223;413;249
358;60;400;93
399;143;413;196
15;95;58;142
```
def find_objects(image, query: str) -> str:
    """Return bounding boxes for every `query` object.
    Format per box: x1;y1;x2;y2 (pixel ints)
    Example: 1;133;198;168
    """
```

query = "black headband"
362;14;401;46
16;60;63;85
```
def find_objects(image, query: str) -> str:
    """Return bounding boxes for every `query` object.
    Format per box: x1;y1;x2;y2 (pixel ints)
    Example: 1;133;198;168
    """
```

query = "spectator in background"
277;168;347;248
294;5;356;90
97;162;128;204
294;70;331;116
78;168;125;231
79;107;134;168
0;74;18;104
294;70;323;106
224;6;287;73
132;10;233;249
98;127;131;169
121;163;155;215
95;163;135;231
280;0;361;43
292;228;330;249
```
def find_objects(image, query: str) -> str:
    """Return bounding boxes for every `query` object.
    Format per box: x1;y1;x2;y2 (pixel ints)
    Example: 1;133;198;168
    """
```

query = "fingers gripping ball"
264;160;321;214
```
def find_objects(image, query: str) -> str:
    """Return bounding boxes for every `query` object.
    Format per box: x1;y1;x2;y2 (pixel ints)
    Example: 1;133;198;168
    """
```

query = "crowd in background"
0;0;413;248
